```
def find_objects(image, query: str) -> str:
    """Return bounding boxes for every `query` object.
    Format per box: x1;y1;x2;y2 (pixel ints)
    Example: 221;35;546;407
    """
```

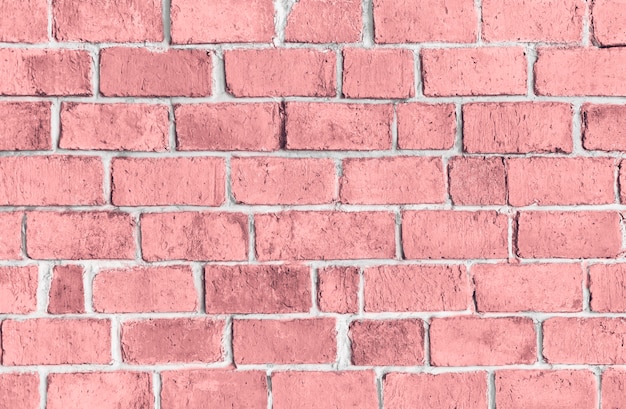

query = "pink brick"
603;368;626;409
205;264;311;314
430;317;536;366
0;49;91;96
233;319;336;364
175;103;281;151
161;370;268;409
285;102;392;150
231;157;336;205
463;102;573;153
535;48;626;96
0;212;23;260
47;372;152;409
48;265;85;314
318;266;359;313
508;157;615;206
0;373;39;409
93;266;197;313
100;48;211;97
112;157;225;206
342;48;415;98
583;104;626;151
0;156;103;206
225;49;336;97
422;47;527;96
472;263;583;312
340;157;445;204
0;102;50;150
0;266;38;314
396;103;456;150
0;0;47;42
543;318;626;364
272;371;378;409
285;0;361;43
495;370;596;409
516;211;621;258
589;264;626;312
141;212;248;261
449;157;507;205
60;103;169;151
350;319;424;365
402;211;508;259
592;0;626;46
255;211;395;260
121;318;223;364
384;372;488;409
53;0;162;42
171;0;274;43
27;211;135;260
1;318;110;365
364;265;470;312
373;0;475;43
482;0;584;42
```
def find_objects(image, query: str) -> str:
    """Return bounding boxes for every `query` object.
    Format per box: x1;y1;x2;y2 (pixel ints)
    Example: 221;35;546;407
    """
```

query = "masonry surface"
1;0;626;408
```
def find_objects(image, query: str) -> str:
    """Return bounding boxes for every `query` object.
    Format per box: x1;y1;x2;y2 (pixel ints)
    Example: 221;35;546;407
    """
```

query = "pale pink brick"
0;102;50;150
449;157;507;205
0;0;47;42
396;103;456;150
592;0;626;46
317;266;359;314
285;0;361;43
0;373;39;409
48;265;85;314
350;319;424;365
0;212;23;260
602;368;626;409
589;264;626;312
0;266;38;314
583;104;626;151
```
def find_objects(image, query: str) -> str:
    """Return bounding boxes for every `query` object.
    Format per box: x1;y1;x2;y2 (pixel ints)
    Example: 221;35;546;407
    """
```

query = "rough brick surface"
0;212;23;260
396;103;456;150
602;368;626;409
449;157;507;205
589;264;626;312
285;0;362;43
349;319;424;365
0;373;39;409
582;104;626;151
0;266;38;314
0;0;47;43
592;0;626;46
48;265;85;314
317;266;359;313
0;102;50;150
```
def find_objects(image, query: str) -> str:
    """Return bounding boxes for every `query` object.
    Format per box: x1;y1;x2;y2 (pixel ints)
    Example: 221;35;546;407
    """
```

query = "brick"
430;317;536;366
231;157;336;205
0;102;50;150
175;103;281;151
161;370;267;409
171;0;274;43
318;266;359;313
402;211;508;259
48;265;85;314
384;372;488;409
422;47;526;96
592;0;626;46
225;49;336;97
396;103;456;150
543;318;626;364
100;48;211;97
47;372;152;409
482;0;584;42
602;368;626;409
285;0;361;43
472;263;583;312
340;157;445;204
535;48;626;96
1;318;110;365
589;264;626;312
364;265;470;312
60;103;169;151
205;264;311;314
342;48;414;98
495;370;596;409
53;0;162;42
350;319;424;365
0;212;23;260
111;157;225;206
141;212;247;261
449;157;507;205
0;0;47;42
583;104;626;151
463;102;573;153
0;156;103;205
0;373;39;409
93;266;197;313
508;157;615;206
233;319;336;364
0;49;91;96
285;102;392;150
255;211;395;260
27;211;135;260
516;211;621;258
121;318;223;364
0;266;38;314
272;371;378;409
373;0;475;43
